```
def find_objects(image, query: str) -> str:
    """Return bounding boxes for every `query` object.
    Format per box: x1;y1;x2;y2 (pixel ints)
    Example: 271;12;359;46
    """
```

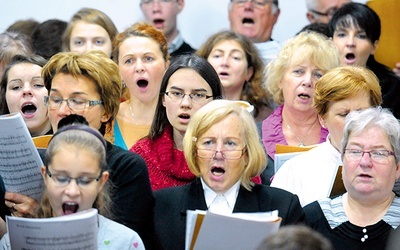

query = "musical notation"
0;113;44;201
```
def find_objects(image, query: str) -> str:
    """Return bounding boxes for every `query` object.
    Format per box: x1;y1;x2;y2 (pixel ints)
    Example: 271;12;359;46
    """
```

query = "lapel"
180;178;208;216
233;185;260;213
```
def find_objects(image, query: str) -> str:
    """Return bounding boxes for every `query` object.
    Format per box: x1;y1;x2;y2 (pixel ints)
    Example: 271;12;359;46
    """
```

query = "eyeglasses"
44;96;103;111
165;90;213;103
344;149;395;164
310;8;337;18
196;148;246;160
141;0;175;4
231;0;277;9
46;168;102;188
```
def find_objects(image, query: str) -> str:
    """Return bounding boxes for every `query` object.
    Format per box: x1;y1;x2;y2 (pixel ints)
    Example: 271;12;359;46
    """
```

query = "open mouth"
153;19;164;25
211;167;225;177
137;79;149;88
242;18;254;25
178;114;190;119
298;93;310;100
219;71;229;77
21;103;37;115
62;202;79;215
345;53;355;60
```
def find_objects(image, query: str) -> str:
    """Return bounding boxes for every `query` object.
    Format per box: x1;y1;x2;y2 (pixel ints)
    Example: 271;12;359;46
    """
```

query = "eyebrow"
50;88;89;96
169;86;208;92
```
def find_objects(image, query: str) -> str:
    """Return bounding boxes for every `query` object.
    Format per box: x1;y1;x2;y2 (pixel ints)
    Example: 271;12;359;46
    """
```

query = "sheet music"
186;210;281;250
6;208;98;249
0;113;44;201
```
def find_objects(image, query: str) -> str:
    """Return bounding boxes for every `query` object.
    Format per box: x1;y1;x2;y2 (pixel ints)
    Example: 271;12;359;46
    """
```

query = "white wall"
0;0;366;49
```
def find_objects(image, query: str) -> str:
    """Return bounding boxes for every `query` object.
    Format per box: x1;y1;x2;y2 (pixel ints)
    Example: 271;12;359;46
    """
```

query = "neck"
223;87;243;101
31;122;51;137
166;29;179;44
343;192;395;227
282;106;318;126
122;99;157;125
172;127;185;151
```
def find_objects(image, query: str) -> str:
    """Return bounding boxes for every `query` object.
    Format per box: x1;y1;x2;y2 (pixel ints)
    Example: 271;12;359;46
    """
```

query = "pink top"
261;105;329;159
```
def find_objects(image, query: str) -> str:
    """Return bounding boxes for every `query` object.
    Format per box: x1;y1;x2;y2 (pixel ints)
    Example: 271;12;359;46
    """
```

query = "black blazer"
154;178;304;250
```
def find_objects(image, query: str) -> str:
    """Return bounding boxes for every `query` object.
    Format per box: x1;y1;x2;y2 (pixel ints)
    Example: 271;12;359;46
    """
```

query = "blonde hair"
183;100;266;191
314;66;382;117
265;31;340;104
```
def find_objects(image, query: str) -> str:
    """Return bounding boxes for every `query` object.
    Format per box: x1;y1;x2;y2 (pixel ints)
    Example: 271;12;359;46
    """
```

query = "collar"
201;178;241;213
168;32;184;54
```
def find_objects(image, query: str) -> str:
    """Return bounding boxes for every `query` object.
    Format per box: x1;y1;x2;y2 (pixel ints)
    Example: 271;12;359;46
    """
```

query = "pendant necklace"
284;117;318;147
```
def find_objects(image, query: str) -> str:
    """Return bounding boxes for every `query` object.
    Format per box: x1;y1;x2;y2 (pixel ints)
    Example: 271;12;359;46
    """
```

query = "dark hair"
298;23;330;37
32;19;68;60
148;54;223;140
0;54;47;114
57;114;89;129
6;19;39;37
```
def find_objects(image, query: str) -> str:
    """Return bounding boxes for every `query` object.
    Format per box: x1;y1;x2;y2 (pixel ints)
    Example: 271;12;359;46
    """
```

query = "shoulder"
106;142;147;170
98;215;145;250
154;185;189;201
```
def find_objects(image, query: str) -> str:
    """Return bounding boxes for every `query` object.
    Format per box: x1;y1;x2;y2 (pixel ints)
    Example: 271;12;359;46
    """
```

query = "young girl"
1;124;144;249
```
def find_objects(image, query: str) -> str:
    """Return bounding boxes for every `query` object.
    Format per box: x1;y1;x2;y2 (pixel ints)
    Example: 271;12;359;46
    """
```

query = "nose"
86;41;95;51
212;150;225;160
359;152;373;167
135;60;145;73
64;180;81;197
244;0;254;9
22;83;33;96
152;0;161;11
345;35;355;48
57;100;73;116
301;73;313;88
180;94;193;108
221;56;229;68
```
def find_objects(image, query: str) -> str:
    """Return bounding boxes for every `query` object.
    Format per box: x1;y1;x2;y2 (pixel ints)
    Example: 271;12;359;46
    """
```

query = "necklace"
128;102;134;118
284;116;319;147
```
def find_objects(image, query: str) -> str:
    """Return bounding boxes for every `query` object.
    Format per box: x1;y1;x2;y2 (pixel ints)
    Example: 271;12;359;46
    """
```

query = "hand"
394;62;400;78
4;192;40;218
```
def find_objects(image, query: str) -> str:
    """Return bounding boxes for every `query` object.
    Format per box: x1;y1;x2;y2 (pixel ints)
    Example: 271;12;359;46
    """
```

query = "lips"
344;53;356;65
21;102;37;118
211;167;225;176
178;113;191;124
298;93;310;100
242;18;254;25
137;79;149;89
62;202;79;215
153;18;165;29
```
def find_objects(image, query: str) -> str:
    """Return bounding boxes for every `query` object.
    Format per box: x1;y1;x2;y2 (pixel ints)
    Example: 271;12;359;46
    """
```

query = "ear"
246;67;254;82
318;114;326;129
370;40;379;55
177;0;184;13
41;166;48;184
98;171;109;193
394;161;400;181
162;94;166;107
101;112;110;123
306;12;315;23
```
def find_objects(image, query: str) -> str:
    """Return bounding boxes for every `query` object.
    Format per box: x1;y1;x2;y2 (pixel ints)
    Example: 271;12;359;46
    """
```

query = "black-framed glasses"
164;90;213;103
344;149;395;164
46;168;102;188
196;148;246;160
231;0;277;8
310;8;337;18
44;96;103;111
